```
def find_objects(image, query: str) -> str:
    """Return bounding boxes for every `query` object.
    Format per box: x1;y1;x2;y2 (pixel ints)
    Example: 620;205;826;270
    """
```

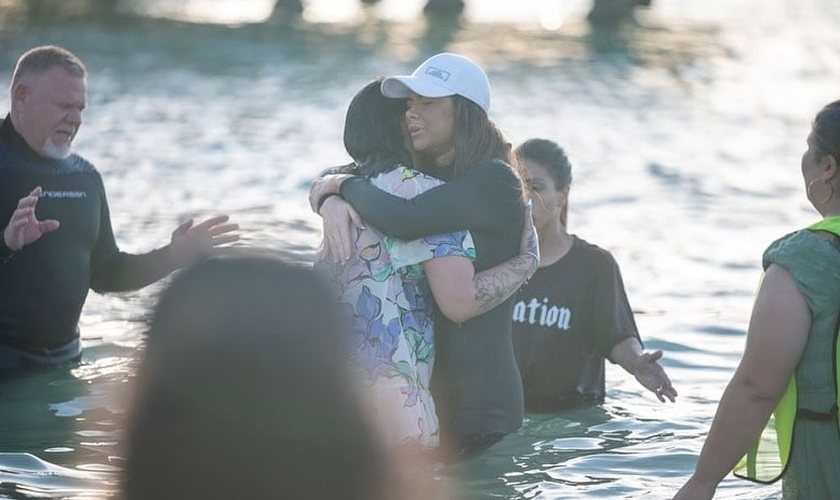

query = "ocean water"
0;0;838;498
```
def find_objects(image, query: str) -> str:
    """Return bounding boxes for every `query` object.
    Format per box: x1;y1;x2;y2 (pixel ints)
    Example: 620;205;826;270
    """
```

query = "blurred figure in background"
674;100;840;499
120;251;445;500
272;0;650;23
512;138;677;412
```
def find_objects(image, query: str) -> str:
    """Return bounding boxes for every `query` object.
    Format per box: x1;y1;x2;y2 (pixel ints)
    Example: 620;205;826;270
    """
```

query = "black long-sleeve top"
340;159;527;447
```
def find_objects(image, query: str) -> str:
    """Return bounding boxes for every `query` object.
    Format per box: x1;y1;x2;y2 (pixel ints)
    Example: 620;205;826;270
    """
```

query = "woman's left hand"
632;350;678;403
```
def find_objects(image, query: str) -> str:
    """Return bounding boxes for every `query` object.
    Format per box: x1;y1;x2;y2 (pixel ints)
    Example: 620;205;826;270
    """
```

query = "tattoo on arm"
525;225;539;263
472;253;538;315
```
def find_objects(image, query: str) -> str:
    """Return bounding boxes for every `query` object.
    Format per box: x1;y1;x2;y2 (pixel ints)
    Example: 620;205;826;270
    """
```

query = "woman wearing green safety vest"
673;99;840;500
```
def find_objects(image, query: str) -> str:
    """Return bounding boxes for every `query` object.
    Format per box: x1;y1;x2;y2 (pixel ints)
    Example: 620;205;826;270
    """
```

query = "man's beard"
41;138;72;159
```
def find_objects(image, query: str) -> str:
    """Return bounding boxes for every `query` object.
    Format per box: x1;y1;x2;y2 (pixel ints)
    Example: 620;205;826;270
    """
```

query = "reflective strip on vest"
733;217;840;484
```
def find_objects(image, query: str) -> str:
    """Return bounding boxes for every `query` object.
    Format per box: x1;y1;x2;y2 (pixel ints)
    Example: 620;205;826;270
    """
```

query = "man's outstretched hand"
3;186;60;252
168;215;240;268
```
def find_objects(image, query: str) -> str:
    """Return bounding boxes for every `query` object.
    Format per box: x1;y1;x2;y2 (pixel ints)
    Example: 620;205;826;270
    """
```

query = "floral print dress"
316;165;475;449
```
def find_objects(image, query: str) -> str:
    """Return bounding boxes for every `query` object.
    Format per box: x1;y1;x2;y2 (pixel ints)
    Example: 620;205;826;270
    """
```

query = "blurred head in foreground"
119;250;387;500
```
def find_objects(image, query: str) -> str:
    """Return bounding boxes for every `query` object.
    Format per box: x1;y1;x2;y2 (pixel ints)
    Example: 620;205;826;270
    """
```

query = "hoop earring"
807;179;833;205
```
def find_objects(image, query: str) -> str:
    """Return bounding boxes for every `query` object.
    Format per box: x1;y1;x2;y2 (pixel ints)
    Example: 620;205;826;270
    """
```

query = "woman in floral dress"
313;79;537;452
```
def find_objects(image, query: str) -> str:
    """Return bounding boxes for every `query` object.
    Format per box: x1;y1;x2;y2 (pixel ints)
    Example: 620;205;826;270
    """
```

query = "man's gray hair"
11;45;86;88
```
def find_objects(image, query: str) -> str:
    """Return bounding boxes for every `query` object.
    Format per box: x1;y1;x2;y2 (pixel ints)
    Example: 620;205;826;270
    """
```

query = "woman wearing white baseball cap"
379;52;491;116
312;52;530;460
310;79;538;459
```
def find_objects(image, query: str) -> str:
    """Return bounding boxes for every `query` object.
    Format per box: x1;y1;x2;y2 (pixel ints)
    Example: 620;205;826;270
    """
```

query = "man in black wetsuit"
0;45;239;371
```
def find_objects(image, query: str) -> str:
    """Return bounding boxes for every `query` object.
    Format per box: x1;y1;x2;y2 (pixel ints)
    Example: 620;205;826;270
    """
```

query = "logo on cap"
424;66;451;82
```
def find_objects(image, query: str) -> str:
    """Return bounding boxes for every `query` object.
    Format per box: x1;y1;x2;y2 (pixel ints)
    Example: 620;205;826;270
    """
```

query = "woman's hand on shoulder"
521;200;540;278
309;174;355;213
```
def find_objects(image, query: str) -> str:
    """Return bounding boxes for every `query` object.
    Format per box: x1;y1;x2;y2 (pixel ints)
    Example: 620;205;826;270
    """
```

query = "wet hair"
812;99;840;164
514;138;573;226
11;45;86;88
343;78;412;178
120;250;386;500
514;138;573;190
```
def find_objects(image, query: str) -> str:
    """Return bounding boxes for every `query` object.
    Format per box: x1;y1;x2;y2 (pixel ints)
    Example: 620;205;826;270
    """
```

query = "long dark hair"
343;78;412;178
514;138;573;227
448;96;515;179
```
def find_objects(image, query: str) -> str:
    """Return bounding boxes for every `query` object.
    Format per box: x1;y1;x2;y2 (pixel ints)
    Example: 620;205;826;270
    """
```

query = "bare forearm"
691;373;779;487
611;337;644;375
427;252;537;324
472;253;537;316
464;208;538;318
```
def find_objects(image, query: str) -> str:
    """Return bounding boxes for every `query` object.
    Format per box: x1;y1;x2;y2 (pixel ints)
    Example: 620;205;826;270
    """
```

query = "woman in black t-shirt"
512;138;678;412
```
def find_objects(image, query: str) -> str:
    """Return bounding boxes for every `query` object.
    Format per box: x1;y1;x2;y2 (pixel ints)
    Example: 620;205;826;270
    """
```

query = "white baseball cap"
380;52;491;114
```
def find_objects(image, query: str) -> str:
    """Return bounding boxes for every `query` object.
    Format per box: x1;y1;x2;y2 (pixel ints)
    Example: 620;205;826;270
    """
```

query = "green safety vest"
733;217;840;484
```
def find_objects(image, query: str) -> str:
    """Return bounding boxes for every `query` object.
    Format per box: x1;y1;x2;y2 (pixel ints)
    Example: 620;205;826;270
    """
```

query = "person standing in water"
312;78;538;453
674;100;840;499
0;45;239;372
511;138;676;412
311;52;528;459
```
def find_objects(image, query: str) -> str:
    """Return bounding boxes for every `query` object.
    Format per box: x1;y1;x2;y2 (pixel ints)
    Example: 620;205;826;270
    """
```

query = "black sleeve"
339;161;523;240
0;235;13;261
89;178;172;292
591;252;642;360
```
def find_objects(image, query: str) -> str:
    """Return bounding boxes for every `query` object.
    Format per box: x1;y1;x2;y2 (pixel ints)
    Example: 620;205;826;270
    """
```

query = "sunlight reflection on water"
1;0;837;498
